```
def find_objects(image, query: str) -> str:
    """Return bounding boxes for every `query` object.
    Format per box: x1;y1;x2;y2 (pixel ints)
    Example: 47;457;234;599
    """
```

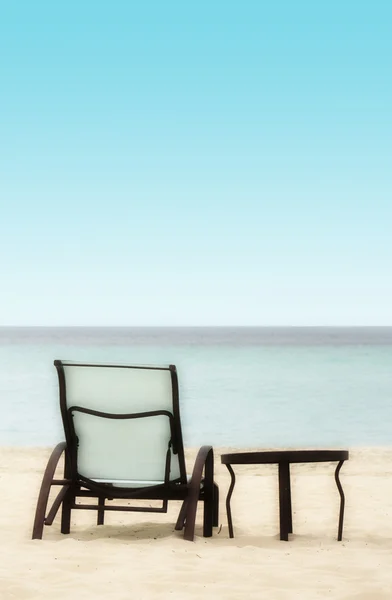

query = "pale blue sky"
1;1;391;325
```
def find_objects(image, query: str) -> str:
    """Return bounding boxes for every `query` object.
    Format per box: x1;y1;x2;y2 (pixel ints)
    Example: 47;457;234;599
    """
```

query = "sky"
1;1;391;326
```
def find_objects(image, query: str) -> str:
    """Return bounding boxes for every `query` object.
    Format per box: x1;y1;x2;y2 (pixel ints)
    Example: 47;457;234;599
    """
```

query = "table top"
221;449;349;465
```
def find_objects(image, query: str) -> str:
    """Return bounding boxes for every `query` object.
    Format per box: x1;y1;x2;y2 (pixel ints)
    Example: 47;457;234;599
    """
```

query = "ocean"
0;326;391;448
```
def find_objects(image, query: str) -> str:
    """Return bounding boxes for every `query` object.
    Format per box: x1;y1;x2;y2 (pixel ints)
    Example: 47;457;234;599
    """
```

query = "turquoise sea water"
0;327;391;448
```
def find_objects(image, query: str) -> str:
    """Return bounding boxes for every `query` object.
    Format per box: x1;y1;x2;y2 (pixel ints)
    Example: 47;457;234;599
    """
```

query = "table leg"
225;464;236;538
334;460;346;541
287;464;293;534
278;461;291;541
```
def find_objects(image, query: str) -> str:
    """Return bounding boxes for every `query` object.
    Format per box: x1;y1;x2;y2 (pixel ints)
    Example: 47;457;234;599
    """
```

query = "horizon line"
1;325;392;329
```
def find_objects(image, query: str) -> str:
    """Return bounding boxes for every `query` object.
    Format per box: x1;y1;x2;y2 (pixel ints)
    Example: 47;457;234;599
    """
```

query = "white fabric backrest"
61;363;181;484
63;364;174;413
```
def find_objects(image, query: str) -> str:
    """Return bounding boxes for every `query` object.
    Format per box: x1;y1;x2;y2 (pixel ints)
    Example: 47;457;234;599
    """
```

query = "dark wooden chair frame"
32;361;219;542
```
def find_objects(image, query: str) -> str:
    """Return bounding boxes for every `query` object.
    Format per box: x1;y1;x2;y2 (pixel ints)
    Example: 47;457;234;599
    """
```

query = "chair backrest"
54;361;187;486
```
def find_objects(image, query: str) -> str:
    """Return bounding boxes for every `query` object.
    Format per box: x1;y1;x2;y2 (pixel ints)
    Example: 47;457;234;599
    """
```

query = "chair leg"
183;496;197;541
184;446;214;541
175;499;188;531
45;486;70;526
203;460;214;537
203;496;213;537
61;488;73;534
181;481;215;535
213;483;219;527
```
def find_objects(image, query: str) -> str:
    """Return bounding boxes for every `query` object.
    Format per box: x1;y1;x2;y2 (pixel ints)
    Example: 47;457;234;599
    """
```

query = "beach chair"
32;361;218;541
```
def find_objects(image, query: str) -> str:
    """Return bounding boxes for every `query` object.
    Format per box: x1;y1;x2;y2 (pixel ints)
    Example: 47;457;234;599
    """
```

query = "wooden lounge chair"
32;361;218;541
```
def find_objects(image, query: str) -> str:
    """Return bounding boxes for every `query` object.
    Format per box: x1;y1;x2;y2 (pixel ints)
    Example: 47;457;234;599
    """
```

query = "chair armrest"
189;445;214;489
32;442;69;539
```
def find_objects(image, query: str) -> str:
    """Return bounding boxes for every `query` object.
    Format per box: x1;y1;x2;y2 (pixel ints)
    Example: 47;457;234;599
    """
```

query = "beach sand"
0;447;392;599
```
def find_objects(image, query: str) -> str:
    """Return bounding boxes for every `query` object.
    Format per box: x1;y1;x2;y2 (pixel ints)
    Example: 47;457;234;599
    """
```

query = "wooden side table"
221;450;349;541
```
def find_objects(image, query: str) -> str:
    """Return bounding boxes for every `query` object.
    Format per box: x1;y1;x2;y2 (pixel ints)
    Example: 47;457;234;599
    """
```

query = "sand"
0;446;392;599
